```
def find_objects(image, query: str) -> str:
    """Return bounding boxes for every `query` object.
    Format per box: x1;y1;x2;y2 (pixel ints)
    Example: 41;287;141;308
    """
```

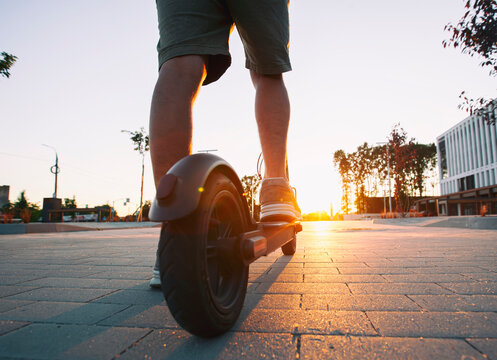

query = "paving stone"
48;303;128;325
466;338;497;360
99;304;180;329
21;277;146;289
255;282;350;294
6;287;116;302
0;301;81;321
243;294;301;310
338;267;413;275
233;309;377;335
300;335;486;359
0;285;39;298
329;262;369;268
270;262;303;268
249;273;302;283
409;266;490;274
59;326;152;360
438;282;497;295
303;294;419;311
463;273;497;281
84;271;151;280
348;283;451;295
93;289;166;305
304;274;387;283
0;274;45;285
0;320;29;336
0;299;34;313
410;295;497;311
382;274;471;283
367;311;497;338
118;330;296;360
0;324;106;359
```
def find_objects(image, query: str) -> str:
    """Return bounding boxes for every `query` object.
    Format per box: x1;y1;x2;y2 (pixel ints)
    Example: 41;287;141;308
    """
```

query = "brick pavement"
0;221;496;359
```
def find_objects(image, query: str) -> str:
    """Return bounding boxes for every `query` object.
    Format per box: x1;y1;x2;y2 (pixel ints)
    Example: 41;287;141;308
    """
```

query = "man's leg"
250;71;290;179
148;55;207;288
251;71;301;222
150;55;208;186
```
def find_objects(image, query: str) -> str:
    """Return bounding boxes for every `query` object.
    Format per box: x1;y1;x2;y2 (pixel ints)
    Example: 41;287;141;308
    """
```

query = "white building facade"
435;104;497;216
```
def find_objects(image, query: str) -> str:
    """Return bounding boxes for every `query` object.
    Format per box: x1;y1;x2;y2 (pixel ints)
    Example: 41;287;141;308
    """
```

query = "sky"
1;0;496;216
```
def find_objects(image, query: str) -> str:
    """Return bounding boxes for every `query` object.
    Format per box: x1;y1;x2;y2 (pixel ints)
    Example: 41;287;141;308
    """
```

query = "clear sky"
1;0;495;216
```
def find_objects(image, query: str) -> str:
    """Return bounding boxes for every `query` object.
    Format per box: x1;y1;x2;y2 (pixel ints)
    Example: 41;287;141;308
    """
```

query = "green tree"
5;191;42;223
410;143;437;197
388;125;416;213
122;128;150;222
241;175;261;217
0;52;17;78
444;0;497;124
333;150;352;214
63;196;77;209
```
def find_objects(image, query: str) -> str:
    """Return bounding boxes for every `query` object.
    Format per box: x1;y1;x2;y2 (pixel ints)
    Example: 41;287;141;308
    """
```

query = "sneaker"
259;177;302;222
149;251;161;289
149;269;161;288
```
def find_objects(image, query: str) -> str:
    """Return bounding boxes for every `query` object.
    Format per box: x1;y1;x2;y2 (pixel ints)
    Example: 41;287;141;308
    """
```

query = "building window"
438;139;448;179
457;175;474;192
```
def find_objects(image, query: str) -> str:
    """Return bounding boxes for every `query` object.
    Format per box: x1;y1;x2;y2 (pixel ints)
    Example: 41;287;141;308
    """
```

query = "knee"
250;71;283;88
159;55;208;85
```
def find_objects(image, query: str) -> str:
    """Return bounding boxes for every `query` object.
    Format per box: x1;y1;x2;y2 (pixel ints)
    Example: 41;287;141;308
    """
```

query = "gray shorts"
156;0;291;85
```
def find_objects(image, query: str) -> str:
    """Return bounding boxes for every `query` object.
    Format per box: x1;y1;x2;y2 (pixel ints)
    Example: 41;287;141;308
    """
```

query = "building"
0;186;9;208
435;102;497;216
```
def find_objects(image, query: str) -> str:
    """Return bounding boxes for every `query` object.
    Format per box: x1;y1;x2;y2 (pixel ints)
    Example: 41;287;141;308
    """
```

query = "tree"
443;0;497;124
3;191;41;223
0;52;17;78
388;125;416;213
333;150;352;214
63;196;77;209
122;128;150;222
410;144;437;197
241;175;261;217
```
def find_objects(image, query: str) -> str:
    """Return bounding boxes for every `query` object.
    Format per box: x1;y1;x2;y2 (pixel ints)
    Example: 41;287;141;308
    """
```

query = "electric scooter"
149;153;302;337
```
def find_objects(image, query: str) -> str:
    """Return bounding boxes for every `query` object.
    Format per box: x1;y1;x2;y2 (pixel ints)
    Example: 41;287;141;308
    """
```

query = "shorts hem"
245;60;292;75
158;45;230;70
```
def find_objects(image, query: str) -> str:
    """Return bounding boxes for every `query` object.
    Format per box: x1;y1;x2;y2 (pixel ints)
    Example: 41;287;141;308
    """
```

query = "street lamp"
42;144;60;198
376;142;392;215
110;197;130;222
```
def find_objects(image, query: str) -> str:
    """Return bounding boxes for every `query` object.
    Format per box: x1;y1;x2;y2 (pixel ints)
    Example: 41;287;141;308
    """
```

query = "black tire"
281;236;296;255
158;171;249;337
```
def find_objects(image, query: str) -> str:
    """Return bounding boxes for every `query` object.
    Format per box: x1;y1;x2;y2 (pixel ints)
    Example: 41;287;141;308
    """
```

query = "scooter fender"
149;153;247;222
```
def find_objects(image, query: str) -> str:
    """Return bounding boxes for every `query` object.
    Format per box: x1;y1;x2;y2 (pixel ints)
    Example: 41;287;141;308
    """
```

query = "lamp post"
111;197;130;222
376;142;392;215
42;144;60;198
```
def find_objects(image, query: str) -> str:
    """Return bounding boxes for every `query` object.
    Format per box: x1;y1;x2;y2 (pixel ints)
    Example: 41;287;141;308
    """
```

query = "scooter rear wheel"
158;171;248;337
281;237;297;255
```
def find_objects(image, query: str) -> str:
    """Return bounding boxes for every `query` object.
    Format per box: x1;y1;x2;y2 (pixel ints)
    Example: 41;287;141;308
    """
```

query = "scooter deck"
241;221;302;264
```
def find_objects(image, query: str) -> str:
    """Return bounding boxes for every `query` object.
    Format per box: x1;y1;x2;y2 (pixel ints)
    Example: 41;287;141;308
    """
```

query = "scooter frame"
149;153;302;265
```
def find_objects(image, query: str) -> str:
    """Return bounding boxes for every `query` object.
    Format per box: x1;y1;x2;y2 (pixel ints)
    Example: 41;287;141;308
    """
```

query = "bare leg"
149;55;207;186
250;71;290;179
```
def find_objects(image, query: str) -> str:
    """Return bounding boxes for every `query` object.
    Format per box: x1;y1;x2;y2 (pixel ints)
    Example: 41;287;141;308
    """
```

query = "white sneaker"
149;269;161;288
259;178;302;222
149;251;161;289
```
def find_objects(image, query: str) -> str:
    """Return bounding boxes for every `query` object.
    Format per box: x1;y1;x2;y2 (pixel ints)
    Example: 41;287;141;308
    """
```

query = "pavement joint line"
344;283;353;295
432;282;461;295
94;304;134;324
404;294;424;311
463;338;489;357
362;311;381;336
113;328;154;360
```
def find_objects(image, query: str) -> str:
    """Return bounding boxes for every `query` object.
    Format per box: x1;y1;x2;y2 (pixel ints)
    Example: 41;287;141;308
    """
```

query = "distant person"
148;0;301;288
